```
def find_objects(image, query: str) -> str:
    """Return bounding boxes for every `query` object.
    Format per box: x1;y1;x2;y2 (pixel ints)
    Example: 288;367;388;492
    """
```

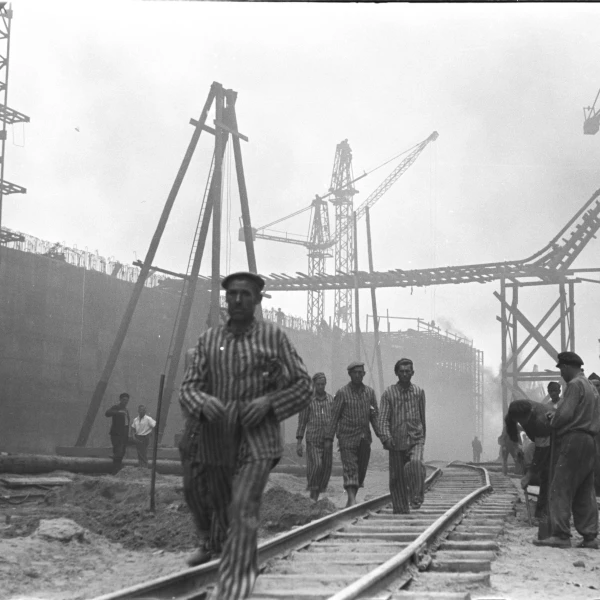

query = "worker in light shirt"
130;405;156;468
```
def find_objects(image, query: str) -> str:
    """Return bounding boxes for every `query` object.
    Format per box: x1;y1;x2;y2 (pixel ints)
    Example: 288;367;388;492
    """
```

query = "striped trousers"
306;442;333;492
340;439;371;489
179;421;231;553
389;442;425;513
211;457;272;600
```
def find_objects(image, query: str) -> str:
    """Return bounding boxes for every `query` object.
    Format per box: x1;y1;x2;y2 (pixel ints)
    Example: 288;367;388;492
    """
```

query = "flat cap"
312;372;327;381
119;392;130;399
347;361;365;372
588;372;600;382
556;351;584;368
221;271;265;292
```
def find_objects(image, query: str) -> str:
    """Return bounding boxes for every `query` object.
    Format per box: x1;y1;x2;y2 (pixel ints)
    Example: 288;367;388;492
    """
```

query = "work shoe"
578;538;599;549
186;547;212;566
532;536;571;548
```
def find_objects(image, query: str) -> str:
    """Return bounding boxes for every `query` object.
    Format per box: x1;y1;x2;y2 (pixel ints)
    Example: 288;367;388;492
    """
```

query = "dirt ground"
0;466;390;600
2;465;598;600
488;482;600;600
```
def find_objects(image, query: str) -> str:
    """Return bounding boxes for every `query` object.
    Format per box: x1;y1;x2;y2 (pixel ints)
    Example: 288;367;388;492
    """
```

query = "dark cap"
347;361;365;372
556;351;584;368
119;392;130;400
588;372;600;382
312;372;327;381
221;271;265;292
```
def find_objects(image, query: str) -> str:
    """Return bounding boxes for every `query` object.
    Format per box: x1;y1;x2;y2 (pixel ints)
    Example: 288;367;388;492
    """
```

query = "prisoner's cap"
347;361;365;372
588;372;600;382
556;351;584;368
312;372;327;381
119;392;130;400
221;271;265;292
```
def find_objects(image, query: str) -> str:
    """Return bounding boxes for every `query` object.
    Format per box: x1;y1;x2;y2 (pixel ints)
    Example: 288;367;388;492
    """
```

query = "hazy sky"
6;1;600;381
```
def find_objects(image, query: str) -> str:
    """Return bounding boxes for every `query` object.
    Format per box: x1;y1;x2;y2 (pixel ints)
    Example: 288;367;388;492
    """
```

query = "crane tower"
330;140;357;332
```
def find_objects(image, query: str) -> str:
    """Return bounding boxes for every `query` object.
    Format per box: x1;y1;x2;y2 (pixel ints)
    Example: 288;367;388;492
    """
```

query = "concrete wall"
0;247;208;453
0;247;479;463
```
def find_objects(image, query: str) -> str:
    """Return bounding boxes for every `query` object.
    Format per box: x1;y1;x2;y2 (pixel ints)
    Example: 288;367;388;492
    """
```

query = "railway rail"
91;463;518;600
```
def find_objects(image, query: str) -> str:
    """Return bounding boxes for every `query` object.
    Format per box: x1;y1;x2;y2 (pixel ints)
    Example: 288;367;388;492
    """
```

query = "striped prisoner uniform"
296;392;334;493
379;382;426;513
325;383;382;489
179;319;312;600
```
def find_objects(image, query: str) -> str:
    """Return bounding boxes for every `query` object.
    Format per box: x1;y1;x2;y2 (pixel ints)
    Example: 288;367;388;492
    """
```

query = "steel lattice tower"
307;194;332;331
329;140;356;332
0;3;28;246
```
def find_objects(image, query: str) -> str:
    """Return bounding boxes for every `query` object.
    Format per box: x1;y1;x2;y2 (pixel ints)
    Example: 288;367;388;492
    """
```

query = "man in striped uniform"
325;361;383;507
379;358;427;513
179;271;312;599
296;372;334;501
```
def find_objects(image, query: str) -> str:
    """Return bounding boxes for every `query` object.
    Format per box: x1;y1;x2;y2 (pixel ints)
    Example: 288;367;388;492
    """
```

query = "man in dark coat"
105;392;130;473
534;352;600;548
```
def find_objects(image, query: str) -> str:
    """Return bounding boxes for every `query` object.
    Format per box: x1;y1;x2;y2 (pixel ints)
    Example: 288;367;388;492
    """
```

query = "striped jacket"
179;319;312;466
325;383;382;448
379;382;426;451
296;393;334;444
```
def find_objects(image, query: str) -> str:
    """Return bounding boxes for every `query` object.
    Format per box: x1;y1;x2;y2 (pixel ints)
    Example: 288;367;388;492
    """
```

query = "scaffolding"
0;3;28;246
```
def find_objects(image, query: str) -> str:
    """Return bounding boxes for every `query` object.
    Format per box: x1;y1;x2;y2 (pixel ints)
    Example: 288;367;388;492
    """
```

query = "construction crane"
243;131;438;331
583;88;600;135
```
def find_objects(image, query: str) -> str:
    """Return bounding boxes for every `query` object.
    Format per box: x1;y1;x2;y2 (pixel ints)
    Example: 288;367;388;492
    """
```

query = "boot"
532;536;571;548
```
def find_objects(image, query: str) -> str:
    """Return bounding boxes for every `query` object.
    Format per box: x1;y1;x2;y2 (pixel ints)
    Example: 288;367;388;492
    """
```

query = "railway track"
91;463;518;600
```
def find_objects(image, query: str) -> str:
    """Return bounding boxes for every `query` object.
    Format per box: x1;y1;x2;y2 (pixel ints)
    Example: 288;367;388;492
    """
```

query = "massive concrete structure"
0;244;483;460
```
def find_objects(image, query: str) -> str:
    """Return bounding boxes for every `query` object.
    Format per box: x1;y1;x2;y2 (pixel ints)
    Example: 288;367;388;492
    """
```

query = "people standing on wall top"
105;392;130;473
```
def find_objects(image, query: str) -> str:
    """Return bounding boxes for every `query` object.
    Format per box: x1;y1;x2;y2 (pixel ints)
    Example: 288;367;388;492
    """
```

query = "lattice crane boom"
583;88;600;135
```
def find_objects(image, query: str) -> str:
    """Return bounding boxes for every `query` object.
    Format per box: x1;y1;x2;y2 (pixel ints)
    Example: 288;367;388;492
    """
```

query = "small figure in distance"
130;404;156;468
472;435;483;463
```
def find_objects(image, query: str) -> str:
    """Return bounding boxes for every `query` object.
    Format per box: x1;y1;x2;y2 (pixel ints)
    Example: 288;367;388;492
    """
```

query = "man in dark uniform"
534;352;600;548
325;361;383;507
105;392;130;473
180;271;312;599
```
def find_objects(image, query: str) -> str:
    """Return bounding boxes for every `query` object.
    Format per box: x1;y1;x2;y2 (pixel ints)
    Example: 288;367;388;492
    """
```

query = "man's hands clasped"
201;395;272;427
201;397;226;422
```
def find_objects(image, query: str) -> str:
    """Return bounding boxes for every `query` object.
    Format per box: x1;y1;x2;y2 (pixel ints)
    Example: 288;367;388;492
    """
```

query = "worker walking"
471;436;483;463
325;361;383;507
504;399;553;518
534;352;600;548
379;359;427;513
179;271;312;599
296;372;334;501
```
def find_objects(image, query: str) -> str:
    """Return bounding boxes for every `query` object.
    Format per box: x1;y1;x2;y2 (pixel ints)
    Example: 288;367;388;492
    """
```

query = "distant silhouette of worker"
534;352;600;548
276;307;285;326
325;361;383;507
131;404;156;468
472;436;483;463
296;372;334;501
379;358;427;513
105;392;130;473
